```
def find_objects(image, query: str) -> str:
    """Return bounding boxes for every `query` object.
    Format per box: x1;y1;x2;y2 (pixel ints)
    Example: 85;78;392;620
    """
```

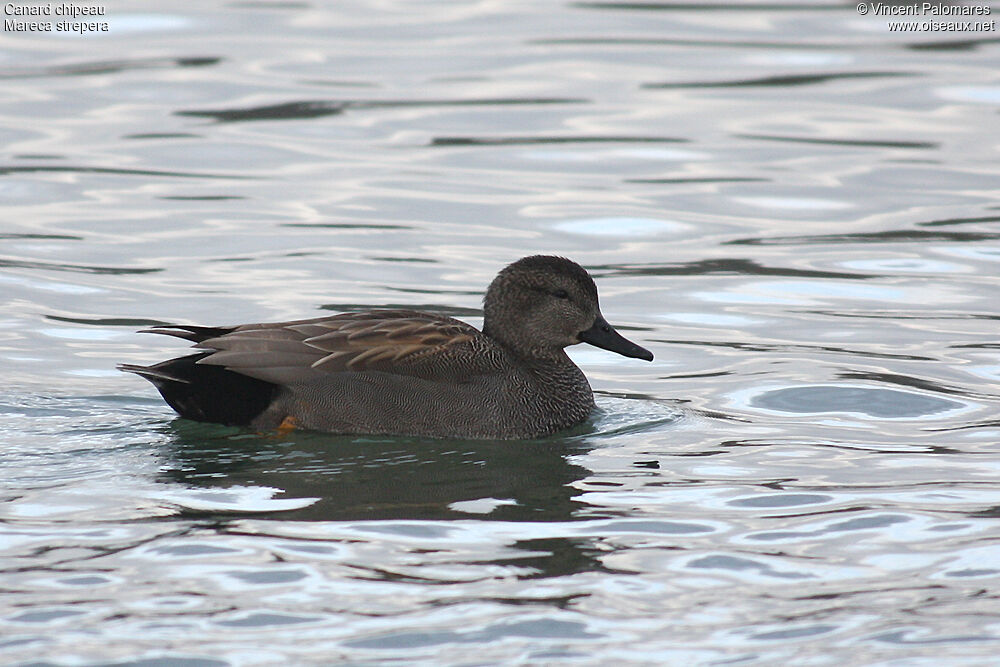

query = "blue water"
3;1;1000;665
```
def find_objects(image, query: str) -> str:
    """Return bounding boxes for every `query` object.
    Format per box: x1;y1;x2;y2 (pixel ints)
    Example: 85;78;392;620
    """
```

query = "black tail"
119;352;278;426
136;324;237;343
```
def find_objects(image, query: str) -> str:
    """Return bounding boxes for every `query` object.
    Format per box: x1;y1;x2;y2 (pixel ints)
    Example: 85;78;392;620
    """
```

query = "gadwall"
119;255;653;439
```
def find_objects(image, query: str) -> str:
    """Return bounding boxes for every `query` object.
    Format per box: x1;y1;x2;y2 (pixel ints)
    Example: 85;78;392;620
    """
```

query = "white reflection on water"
839;257;970;273
522;148;704;162
695;280;909;306
552;217;687;237
153;486;320;513
0;273;104;295
448;497;519;514
38;327;124;341
732;196;854;211
936;245;1000;262
745;52;854;67
659;312;763;327
937;86;1000;104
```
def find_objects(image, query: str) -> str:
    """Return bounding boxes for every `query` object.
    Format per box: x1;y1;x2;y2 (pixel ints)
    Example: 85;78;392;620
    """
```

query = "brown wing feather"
304;316;475;371
191;310;494;385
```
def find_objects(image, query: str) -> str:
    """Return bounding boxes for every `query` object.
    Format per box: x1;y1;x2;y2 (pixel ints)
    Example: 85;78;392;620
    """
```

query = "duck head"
483;255;653;362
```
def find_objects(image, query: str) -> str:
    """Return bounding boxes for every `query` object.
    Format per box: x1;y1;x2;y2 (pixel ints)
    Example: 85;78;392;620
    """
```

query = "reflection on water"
161;422;591;522
177;97;587;123
2;0;1000;664
156;396;681;523
751;384;964;418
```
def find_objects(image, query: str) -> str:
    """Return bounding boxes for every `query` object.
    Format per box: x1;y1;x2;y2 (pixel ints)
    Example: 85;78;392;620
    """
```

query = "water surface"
2;1;1000;665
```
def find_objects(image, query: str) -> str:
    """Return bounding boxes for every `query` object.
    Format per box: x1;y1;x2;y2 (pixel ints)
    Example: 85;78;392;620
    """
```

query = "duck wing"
140;310;495;386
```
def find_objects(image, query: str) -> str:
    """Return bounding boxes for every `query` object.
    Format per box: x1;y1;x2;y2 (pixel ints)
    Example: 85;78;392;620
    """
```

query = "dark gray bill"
578;315;653;361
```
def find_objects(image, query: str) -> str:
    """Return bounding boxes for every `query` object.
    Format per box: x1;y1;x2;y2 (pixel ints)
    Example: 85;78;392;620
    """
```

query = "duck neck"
483;322;594;404
520;349;595;407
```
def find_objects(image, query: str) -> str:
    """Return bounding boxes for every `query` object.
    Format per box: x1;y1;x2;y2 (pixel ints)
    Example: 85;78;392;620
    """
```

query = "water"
2;1;1000;664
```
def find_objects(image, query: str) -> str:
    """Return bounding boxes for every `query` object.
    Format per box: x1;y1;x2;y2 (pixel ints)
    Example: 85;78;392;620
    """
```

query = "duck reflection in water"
159;419;592;523
160;419;619;578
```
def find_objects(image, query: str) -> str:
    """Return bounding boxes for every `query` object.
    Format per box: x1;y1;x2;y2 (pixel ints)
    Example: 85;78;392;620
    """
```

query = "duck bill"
578;315;653;361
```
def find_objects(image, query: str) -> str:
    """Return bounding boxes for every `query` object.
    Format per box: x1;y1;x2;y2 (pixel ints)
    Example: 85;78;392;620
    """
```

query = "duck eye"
552;289;569;299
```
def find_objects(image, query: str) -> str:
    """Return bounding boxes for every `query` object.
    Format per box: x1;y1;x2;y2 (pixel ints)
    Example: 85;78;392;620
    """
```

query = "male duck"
120;255;653;439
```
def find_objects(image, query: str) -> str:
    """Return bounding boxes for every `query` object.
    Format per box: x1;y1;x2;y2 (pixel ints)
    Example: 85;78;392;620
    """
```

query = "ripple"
589;395;684;437
0;273;105;294
177;97;587;123
153;486;319;513
732;195;853;211
686;554;813;580
746;52;852;67
552;217;687;237
448;497;519;514
57;575;113;587
749;385;965;419
644;71;912;89
727;229;1000;246
0;56;214;79
695;279;908;306
39;327;124;341
0;164;247;180
823;514;911;533
594;258;864;280
226;569;309;585
431;135;685;146
522;147;703;162
838;258;970;274
107;14;193;34
743;513;924;543
749;624;837;642
935;245;1000;263
0;257;160;276
581;519;716;535
344;617;602;650
151;544;242;557
659;312;762;327
8;609;84;624
216;612;319;628
728;493;833;509
937;85;1000;104
737;133;936;150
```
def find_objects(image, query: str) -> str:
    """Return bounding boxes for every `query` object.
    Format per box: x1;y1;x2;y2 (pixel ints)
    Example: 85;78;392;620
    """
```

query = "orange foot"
276;415;298;434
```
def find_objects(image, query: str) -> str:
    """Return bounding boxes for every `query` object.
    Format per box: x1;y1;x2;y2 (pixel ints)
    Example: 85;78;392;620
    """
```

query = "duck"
119;255;653;439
